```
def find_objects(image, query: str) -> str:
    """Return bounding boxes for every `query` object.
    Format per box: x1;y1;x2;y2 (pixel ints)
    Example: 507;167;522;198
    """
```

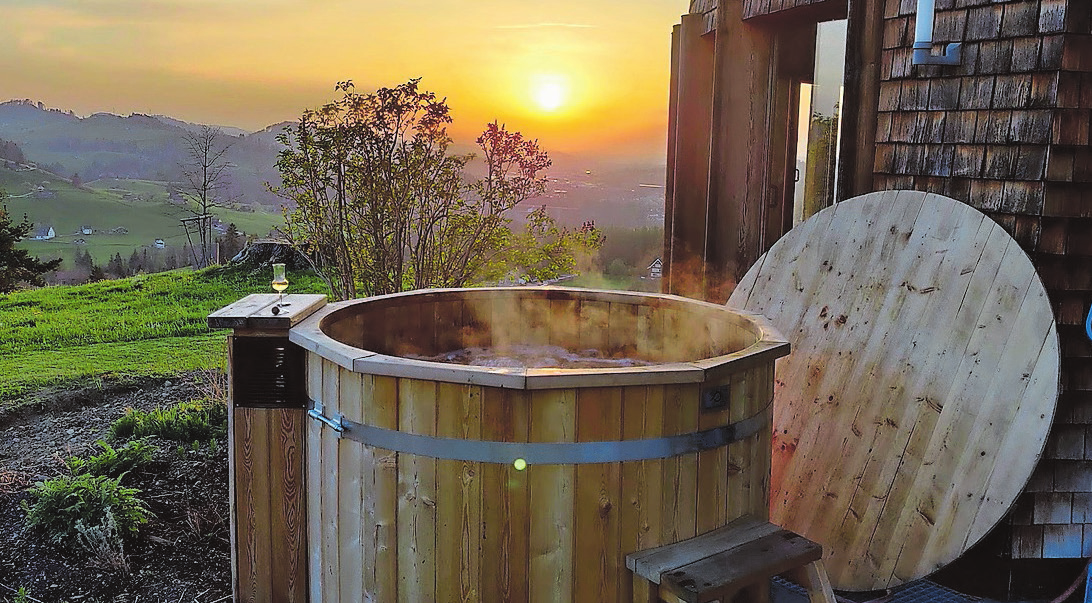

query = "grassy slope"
3;169;183;265
0;266;329;402
86;177;285;237
2;168;282;265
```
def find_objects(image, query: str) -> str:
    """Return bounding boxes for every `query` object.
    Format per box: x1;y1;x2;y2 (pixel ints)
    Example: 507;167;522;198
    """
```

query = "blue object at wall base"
1084;565;1090;603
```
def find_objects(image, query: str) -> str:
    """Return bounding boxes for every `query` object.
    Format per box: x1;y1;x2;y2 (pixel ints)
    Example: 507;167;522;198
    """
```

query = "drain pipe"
209;293;328;603
912;0;961;65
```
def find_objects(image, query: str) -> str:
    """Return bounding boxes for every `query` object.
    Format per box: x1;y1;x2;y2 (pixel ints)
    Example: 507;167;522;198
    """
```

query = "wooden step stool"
626;515;837;603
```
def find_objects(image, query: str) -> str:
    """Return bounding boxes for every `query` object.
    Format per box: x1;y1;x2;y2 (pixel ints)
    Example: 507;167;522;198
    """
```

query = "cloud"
494;22;596;29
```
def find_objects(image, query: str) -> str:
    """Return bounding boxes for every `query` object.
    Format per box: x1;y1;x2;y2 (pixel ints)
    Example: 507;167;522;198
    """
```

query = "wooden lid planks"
727;190;1060;591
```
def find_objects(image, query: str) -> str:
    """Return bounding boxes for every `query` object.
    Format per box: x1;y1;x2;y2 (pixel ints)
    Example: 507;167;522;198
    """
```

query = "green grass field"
0;265;330;403
2;168;284;267
565;272;660;292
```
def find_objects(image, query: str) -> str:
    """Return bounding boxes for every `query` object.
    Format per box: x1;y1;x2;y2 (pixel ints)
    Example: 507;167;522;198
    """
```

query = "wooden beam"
840;0;883;199
707;0;776;300
666;13;716;299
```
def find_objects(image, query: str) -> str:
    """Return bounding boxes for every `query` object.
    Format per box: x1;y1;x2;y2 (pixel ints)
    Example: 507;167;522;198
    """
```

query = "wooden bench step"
626;515;836;603
628;515;782;584
661;530;821;602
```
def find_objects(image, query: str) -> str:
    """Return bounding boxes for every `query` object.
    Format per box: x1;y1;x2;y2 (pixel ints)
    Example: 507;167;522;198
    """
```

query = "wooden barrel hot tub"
288;287;789;602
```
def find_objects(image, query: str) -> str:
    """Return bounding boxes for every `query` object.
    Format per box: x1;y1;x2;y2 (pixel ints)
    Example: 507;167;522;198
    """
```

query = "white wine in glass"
272;263;288;301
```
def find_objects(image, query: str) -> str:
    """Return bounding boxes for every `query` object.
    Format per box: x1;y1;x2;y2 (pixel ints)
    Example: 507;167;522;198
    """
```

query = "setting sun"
530;74;569;113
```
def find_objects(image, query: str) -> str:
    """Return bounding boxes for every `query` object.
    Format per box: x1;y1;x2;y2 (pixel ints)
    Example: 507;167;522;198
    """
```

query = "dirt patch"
0;373;231;602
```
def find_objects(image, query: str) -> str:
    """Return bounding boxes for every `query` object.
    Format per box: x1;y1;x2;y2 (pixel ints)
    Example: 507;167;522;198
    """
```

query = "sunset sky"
0;0;688;160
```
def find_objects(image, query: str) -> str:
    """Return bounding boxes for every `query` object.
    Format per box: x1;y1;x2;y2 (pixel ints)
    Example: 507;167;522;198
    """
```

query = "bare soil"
0;374;231;603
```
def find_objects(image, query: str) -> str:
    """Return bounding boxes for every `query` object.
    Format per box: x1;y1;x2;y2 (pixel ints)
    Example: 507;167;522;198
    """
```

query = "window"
792;19;847;225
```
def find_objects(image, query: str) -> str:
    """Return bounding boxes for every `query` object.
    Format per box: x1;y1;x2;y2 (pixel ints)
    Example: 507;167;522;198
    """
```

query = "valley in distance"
0;99;666;283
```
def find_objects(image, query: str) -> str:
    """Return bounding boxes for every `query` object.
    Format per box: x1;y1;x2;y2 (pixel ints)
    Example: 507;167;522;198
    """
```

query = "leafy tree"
275;79;568;300
180;126;234;268
490;207;604;283
0;199;62;293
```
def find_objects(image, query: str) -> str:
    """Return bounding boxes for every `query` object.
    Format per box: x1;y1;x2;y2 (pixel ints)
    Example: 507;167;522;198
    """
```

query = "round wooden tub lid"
727;190;1060;591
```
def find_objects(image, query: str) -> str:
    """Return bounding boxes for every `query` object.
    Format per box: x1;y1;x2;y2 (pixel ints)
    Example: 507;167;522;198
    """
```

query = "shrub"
109;398;227;443
23;474;150;547
75;509;130;574
65;439;156;479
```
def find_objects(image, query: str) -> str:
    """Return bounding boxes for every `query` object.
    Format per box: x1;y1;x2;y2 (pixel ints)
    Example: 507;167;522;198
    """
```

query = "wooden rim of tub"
288;286;790;390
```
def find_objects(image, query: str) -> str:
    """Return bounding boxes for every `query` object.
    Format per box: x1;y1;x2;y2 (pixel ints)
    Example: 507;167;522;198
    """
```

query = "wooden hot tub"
288;287;788;602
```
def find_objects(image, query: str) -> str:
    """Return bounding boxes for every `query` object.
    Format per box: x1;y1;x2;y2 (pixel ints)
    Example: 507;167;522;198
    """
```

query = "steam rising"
406;344;656;369
323;289;758;366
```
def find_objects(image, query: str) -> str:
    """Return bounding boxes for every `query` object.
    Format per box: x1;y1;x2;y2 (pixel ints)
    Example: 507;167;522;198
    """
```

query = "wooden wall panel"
479;388;530;603
665;13;716;299
435;383;482;603
397;378;438;603
528;389;576;603
619;385;666;603
573;388;623;601
336;373;363;602
706;1;776;301
233;407;272;602
320;361;341;602
270;407;307;602
305;355;323;602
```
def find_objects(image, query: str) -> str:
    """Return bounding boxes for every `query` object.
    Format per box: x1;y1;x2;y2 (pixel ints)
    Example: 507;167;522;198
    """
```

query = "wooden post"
665;12;715;300
209;293;327;603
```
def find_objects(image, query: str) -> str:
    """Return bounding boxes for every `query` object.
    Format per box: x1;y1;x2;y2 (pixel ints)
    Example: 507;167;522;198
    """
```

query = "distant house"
154;239;165;249
33;225;55;240
80;226;93;235
647;257;663;279
73;238;87;246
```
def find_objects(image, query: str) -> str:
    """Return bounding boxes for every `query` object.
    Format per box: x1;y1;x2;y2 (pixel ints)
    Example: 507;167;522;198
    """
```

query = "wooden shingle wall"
690;0;719;34
741;0;846;21
870;0;1092;559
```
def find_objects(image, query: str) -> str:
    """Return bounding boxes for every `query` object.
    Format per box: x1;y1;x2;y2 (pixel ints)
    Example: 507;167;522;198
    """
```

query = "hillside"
0;100;285;207
0;99;669;251
1;164;284;267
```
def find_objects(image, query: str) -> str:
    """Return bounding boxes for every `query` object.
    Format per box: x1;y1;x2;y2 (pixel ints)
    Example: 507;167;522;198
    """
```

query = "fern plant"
23;474;150;547
65;439;156;479
109;398;227;443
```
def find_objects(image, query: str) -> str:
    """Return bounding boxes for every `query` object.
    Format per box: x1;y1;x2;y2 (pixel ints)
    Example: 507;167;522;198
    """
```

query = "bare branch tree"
179;126;234;268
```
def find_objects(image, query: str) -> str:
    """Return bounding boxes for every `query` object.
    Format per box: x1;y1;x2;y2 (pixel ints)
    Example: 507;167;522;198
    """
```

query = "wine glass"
272;263;288;306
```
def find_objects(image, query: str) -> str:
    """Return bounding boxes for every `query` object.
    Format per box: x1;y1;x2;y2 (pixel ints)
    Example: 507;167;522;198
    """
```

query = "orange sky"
0;1;687;160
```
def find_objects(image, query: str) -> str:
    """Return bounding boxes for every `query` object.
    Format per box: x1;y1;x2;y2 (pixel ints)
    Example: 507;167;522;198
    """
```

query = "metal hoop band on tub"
306;399;771;466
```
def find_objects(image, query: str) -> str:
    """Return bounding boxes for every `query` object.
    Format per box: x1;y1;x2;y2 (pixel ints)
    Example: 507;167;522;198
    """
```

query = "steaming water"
406;344;655;369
